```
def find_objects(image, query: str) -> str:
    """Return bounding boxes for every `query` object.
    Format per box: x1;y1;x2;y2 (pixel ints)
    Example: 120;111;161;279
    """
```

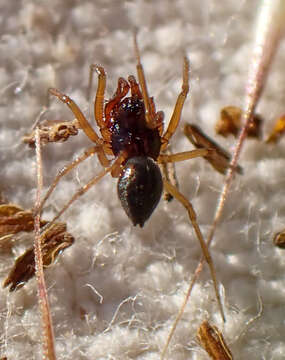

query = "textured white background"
1;0;285;359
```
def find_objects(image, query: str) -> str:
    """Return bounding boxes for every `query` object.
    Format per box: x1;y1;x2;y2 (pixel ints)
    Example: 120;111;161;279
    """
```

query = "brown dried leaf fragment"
0;204;48;237
266;114;285;144
23;119;79;147
184;124;243;175
197;321;233;360
216;106;262;139
3;223;74;291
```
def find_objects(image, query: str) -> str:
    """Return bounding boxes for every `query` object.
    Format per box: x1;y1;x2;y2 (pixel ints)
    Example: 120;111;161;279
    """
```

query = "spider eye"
117;157;163;227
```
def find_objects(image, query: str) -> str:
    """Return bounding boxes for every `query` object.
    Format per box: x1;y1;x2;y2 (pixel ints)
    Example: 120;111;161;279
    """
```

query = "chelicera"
37;35;224;320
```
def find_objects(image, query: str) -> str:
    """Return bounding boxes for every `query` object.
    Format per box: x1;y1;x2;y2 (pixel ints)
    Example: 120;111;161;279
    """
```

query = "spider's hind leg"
163;179;225;323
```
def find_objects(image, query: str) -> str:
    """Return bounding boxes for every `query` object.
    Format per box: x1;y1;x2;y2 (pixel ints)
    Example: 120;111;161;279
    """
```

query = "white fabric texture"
1;1;285;359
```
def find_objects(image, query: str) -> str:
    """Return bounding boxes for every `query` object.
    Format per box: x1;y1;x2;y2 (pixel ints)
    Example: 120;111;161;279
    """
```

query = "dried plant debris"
0;204;47;237
266;114;285;144
0;203;74;291
197;321;233;360
23;119;79;147
216;106;262;139
184;123;243;175
3;223;74;291
0;234;14;253
273;230;285;249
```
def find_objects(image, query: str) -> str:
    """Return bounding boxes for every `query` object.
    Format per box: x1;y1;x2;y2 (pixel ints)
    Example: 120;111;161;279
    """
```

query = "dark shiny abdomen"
117;156;163;227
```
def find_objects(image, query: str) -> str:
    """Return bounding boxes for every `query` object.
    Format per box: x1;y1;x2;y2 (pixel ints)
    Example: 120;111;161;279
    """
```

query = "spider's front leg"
48;87;109;167
161;56;190;150
87;64;106;129
48;88;102;145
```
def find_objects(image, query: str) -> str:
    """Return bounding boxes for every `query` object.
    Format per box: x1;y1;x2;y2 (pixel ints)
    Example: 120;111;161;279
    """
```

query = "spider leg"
38;145;107;215
48;88;102;146
87;65;129;153
133;33;156;129
87;65;130;132
158;147;209;202
157;148;209;163
154;111;164;135
161;57;189;150
159;146;179;202
163;179;225;323
48;88;110;166
88;64;106;130
44;154;124;228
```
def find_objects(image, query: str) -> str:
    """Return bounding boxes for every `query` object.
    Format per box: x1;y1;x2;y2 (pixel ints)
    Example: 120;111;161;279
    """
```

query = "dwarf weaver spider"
36;34;224;321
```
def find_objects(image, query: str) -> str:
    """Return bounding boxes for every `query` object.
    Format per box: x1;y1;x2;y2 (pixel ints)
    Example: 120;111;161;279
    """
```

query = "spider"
37;34;224;321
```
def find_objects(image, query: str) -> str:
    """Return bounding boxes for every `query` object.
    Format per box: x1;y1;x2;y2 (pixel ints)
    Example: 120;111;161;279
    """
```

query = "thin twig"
34;128;56;360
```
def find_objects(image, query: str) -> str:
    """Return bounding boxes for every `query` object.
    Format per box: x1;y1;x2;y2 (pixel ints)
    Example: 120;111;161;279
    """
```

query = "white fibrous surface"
0;1;285;359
